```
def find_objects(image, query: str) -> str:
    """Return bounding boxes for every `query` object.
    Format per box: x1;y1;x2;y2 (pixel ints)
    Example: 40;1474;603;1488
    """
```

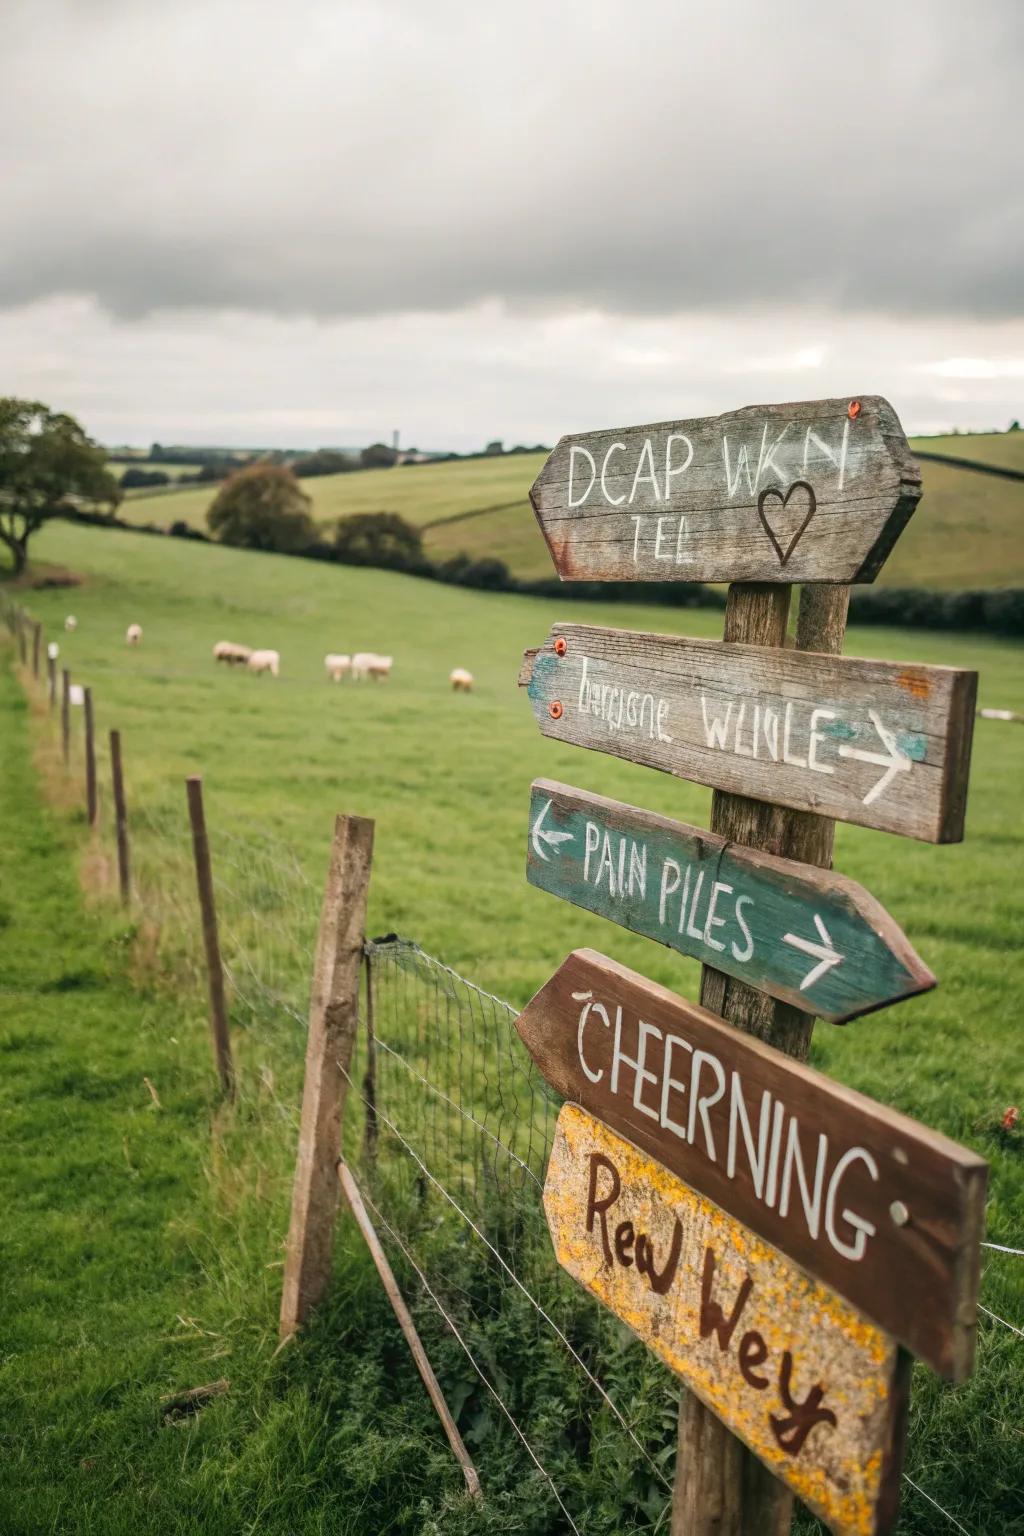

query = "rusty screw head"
848;399;862;420
548;700;564;720
554;636;567;656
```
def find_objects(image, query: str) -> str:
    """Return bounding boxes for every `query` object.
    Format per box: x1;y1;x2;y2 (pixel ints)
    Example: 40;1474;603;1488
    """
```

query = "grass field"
910;432;1024;474
115;441;1024;591
3;521;1023;1532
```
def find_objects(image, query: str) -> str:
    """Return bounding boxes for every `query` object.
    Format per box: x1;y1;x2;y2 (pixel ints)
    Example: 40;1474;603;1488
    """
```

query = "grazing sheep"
64;615;77;632
213;640;252;666
450;668;473;692
247;648;280;677
126;623;143;646
325;653;352;682
352;651;393;681
47;641;59;660
69;683;85;706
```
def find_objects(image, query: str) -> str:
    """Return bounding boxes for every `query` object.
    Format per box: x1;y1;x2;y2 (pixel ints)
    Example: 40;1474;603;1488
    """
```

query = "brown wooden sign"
519;624;977;842
529;396;921;585
516;950;986;1379
527;780;935;1022
546;1105;908;1536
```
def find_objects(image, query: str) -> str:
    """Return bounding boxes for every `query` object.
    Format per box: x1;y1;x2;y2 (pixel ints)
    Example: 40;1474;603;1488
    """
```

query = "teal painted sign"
527;780;935;1022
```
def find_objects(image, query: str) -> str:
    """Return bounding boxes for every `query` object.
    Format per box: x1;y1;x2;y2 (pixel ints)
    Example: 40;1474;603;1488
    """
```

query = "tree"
206;464;316;552
359;442;399;469
334;512;424;570
292;448;357;478
0;399;121;576
121;467;170;488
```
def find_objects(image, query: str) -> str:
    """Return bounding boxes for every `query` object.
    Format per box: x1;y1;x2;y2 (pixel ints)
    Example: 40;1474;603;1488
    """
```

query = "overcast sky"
2;0;1021;449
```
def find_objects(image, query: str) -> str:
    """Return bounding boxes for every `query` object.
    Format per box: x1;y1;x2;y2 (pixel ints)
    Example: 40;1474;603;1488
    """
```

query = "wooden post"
47;652;57;708
110;730;131;906
17;619;27;667
32;622;41;680
280;813;375;1338
185;775;234;1096
338;1160;481;1499
84;686;98;827
362;950;379;1164
670;584;850;1536
61;669;71;764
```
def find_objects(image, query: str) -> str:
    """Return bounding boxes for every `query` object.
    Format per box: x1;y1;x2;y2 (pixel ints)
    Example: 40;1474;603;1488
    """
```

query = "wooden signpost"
520;623;976;842
518;392;985;1533
516;948;985;1381
527;780;934;1022
528;396;921;586
545;1103;908;1536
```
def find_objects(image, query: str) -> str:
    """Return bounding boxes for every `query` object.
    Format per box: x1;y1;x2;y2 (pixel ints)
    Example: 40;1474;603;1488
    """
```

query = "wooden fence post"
280;813;375;1339
17;618;27;667
110;730;131;906
47;651;57;708
185;775;234;1096
362;950;378;1164
84;686;98;826
32;622;41;680
670;584;851;1536
61;669;71;763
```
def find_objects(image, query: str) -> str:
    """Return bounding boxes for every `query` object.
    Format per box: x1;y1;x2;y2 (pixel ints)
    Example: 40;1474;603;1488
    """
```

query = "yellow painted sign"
544;1105;908;1536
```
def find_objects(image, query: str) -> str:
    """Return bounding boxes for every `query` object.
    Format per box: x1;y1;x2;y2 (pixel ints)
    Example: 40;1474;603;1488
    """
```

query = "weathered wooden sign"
519;624;977;842
527;780;934;1022
516;950;986;1379
529;396;922;585
546;1104;908;1536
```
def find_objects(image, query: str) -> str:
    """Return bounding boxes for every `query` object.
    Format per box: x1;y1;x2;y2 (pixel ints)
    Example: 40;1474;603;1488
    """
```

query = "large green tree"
0;399;121;576
207;464;316;553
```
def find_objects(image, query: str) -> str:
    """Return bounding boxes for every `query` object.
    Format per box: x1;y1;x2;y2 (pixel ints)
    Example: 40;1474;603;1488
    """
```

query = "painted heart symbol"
757;480;817;567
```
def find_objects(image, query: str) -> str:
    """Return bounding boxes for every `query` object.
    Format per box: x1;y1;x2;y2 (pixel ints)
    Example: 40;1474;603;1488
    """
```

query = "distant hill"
115;434;1023;592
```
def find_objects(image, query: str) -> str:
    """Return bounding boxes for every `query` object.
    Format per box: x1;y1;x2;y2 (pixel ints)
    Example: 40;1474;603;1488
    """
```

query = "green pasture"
3;520;1023;1532
910;431;1024;475
115;442;1024;591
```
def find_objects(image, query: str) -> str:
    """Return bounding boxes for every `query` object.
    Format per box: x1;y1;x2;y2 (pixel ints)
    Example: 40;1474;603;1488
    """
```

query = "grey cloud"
1;0;1021;322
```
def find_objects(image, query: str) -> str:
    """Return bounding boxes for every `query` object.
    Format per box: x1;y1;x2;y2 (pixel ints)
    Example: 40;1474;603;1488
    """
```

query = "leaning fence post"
280;813;375;1339
61;669;71;763
185;775;234;1096
47;649;57;709
109;730;131;906
32;622;41;680
84;686;98;826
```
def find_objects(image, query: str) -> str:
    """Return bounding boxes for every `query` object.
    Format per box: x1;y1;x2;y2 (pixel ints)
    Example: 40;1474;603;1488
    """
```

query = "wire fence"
3;595;1022;1534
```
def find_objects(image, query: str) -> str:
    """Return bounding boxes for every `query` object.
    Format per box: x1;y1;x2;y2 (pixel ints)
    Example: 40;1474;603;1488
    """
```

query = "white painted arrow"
836;709;913;805
531;798;574;862
782;913;844;991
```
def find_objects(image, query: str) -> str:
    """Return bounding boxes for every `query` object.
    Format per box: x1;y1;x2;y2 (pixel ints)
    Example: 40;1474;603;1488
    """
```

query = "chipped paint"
545;1105;903;1536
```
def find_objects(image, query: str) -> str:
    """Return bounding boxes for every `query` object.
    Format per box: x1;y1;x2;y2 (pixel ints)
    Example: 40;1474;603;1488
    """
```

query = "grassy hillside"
116;442;1023;591
5;523;1024;1532
910;431;1024;474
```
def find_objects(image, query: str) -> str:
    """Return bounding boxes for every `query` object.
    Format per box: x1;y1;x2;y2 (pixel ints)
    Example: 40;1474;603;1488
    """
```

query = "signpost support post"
672;582;849;1536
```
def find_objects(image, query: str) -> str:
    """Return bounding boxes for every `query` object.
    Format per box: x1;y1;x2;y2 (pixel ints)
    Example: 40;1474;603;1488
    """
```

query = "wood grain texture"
546;1105;907;1536
279;813;374;1338
530;396;921;585
186;775;233;1097
519;622;977;842
109;729;130;907
526;779;934;1022
516;950;986;1380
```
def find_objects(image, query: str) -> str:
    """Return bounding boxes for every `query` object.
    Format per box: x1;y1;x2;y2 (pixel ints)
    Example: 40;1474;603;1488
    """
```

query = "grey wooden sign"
527;780;934;1022
519;624;977;842
529;395;922;585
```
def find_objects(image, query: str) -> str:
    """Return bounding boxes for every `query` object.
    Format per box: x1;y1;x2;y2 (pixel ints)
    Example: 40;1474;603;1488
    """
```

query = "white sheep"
126;623;142;646
69;683;85;706
325;653;352;682
214;640;252;666
47;641;59;660
450;668;474;692
352;652;393;681
64;615;77;632
247;648;280;677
